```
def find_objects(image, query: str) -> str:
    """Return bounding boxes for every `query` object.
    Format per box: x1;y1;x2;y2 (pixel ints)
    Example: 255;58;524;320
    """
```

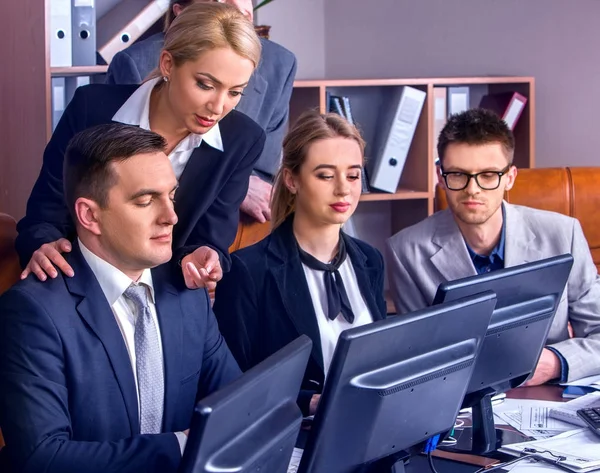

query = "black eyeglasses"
441;165;512;191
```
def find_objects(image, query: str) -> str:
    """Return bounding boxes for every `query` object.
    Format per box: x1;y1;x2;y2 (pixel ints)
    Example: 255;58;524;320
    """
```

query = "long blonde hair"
149;2;261;81
271;110;366;230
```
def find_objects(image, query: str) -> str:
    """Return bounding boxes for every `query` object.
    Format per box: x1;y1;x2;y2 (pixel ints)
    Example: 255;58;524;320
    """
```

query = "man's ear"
75;198;102;236
504;165;518;192
436;164;447;189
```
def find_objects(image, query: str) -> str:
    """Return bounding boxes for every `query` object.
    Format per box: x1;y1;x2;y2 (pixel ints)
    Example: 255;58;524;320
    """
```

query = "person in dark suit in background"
17;3;265;290
213;111;387;416
0;124;241;473
107;0;298;223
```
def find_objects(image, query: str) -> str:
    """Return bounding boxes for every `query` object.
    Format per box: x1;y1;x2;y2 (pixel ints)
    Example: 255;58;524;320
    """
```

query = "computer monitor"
297;292;497;473
433;254;574;454
179;335;312;473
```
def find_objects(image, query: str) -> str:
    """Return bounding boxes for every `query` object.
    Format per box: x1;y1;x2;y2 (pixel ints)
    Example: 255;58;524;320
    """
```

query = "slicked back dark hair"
63;123;167;219
437;108;515;167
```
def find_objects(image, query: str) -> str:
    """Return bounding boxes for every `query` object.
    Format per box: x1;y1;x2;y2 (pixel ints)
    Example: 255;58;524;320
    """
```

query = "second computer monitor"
298;292;497;473
434;254;573;401
433;253;574;453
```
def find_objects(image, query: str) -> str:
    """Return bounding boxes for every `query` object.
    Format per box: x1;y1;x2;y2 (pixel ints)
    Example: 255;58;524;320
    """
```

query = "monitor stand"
362;450;410;473
440;394;530;456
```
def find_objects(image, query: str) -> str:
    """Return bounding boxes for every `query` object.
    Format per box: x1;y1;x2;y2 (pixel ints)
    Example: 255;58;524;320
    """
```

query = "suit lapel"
152;268;183;432
268;221;325;372
236;69;267;121
174;142;224;248
503;202;542;267
65;244;140;434
430;210;477;281
344;234;385;321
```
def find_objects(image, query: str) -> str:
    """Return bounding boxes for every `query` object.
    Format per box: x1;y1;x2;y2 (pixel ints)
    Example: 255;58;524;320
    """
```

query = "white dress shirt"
112;77;224;180
79;240;187;454
301;255;373;375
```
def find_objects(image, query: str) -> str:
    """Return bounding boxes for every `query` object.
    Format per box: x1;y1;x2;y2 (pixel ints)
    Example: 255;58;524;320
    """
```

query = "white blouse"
301;255;373;375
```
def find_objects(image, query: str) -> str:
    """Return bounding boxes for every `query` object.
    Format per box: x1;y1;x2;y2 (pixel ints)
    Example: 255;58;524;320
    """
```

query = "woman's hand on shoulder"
21;238;74;281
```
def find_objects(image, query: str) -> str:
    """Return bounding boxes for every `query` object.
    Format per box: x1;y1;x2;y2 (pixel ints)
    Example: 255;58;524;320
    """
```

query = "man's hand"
309;394;321;416
21;238;74;281
239;175;272;223
523;348;562;386
181;246;223;290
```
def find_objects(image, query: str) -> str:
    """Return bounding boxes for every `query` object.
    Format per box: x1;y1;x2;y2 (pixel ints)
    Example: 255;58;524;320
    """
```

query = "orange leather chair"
0;213;20;450
435;167;600;272
228;217;271;253
0;213;20;297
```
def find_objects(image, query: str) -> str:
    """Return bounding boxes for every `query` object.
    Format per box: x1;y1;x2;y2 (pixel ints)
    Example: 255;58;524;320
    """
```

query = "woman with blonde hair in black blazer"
17;2;264;290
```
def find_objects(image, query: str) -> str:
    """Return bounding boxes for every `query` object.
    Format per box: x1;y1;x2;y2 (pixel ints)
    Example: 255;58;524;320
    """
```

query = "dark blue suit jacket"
15;84;266;272
0;243;241;473
106;33;298;181
212;216;387;414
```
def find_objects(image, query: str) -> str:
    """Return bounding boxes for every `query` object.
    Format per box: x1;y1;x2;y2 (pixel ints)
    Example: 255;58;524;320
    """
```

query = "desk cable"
471;449;570;473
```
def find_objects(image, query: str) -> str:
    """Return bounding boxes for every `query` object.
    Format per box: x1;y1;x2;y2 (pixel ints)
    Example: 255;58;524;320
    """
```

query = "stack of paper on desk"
549;392;600;427
499;429;600;473
493;399;574;439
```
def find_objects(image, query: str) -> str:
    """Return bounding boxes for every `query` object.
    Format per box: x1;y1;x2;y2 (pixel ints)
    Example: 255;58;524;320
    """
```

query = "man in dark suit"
0;124;241;473
106;0;298;223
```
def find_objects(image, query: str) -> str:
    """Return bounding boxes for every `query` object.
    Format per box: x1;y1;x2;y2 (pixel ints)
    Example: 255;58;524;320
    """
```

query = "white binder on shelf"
72;0;97;66
447;86;470;117
97;0;170;64
368;86;426;194
51;77;66;131
50;0;72;67
51;76;91;130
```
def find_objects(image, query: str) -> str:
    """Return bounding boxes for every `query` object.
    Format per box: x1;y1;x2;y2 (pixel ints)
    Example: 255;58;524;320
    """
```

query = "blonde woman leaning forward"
213;110;387;415
17;3;264;290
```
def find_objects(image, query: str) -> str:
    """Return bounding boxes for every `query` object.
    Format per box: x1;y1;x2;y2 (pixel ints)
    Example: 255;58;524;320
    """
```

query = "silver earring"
163;76;169;82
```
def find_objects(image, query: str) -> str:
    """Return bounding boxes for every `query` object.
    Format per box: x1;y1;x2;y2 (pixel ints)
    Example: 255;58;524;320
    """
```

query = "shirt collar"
465;203;506;264
112;77;224;152
78;239;155;306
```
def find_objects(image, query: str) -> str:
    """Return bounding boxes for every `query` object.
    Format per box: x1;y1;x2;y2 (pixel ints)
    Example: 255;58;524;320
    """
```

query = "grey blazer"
385;202;600;382
106;33;297;180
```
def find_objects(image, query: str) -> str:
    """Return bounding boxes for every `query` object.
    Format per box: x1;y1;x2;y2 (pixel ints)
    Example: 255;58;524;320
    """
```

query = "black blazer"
212;216;387;414
15;84;266;272
0;242;241;473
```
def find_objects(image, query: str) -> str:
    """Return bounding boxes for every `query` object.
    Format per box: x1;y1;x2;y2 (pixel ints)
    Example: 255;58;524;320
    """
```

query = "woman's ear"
283;168;297;195
172;3;185;17
158;50;174;80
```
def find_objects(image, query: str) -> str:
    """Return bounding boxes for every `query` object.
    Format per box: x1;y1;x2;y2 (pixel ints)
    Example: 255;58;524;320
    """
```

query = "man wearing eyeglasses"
385;108;600;385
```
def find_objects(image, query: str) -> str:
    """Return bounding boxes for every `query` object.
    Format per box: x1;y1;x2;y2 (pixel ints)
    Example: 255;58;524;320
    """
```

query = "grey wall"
256;0;325;79
323;0;600;168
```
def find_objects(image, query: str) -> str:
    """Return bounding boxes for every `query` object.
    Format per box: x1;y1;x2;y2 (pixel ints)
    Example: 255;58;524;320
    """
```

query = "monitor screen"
298;292;496;473
433;253;574;453
433;254;573;400
179;335;312;473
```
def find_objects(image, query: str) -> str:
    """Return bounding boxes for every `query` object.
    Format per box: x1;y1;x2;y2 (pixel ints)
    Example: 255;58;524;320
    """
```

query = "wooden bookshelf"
51;66;109;77
289;76;535;271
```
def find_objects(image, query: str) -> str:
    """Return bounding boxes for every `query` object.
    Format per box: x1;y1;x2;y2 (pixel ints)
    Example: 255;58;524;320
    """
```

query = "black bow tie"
297;236;355;324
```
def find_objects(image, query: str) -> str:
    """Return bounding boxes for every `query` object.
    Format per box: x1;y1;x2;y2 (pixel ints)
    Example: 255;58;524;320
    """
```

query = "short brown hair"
271;110;366;229
437;108;515;166
63;124;167;219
